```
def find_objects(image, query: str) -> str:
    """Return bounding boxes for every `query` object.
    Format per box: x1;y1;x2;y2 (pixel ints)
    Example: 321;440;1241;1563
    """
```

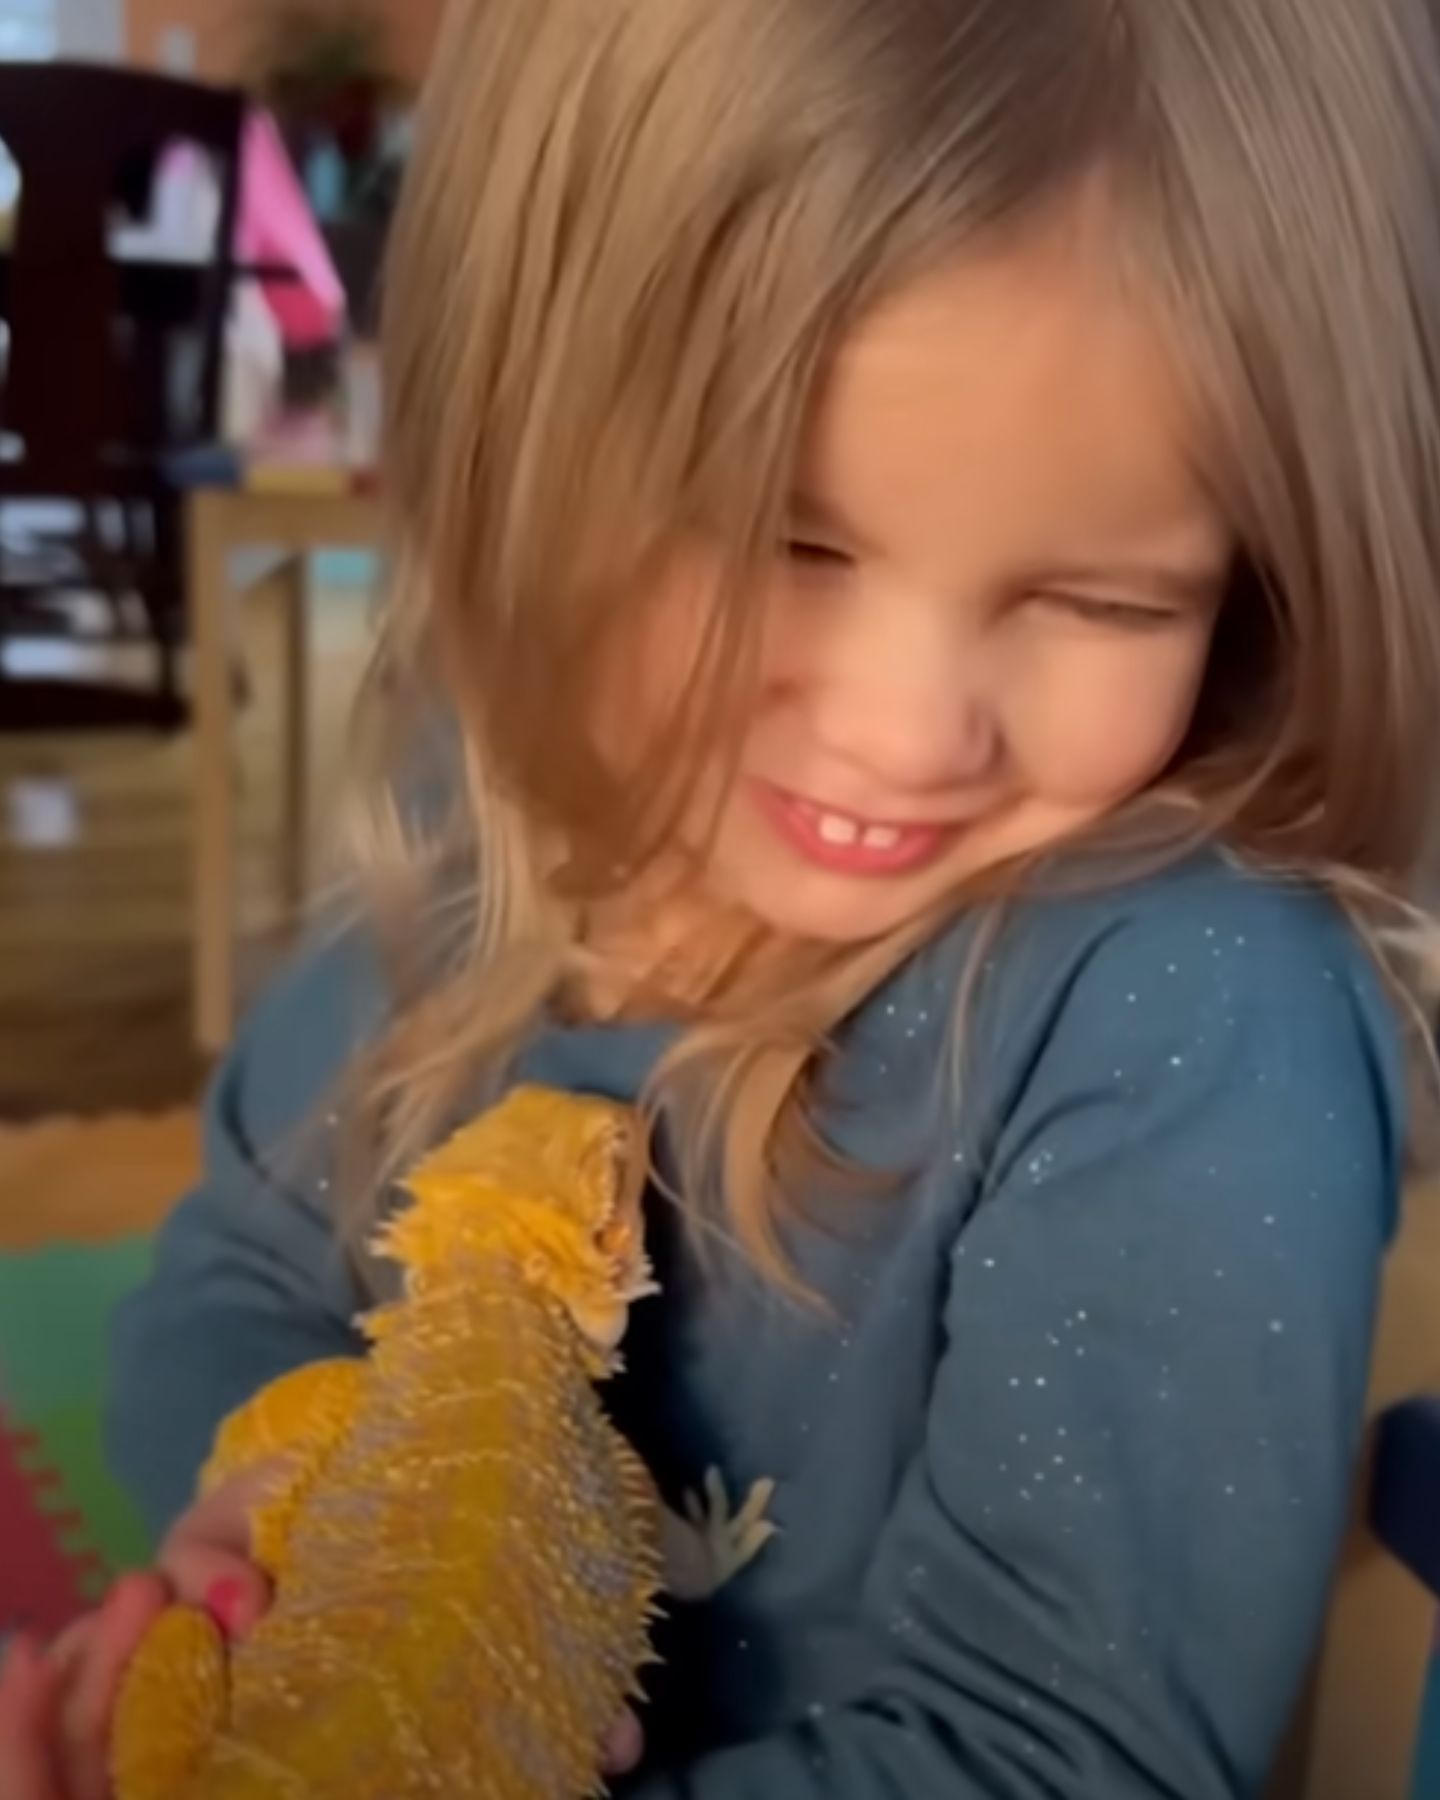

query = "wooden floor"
0;574;374;1120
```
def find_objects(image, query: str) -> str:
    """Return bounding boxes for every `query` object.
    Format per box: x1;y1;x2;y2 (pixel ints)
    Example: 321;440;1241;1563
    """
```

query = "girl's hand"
0;1633;68;1800
604;1709;645;1776
151;1457;284;1637
0;1575;168;1800
0;1461;281;1800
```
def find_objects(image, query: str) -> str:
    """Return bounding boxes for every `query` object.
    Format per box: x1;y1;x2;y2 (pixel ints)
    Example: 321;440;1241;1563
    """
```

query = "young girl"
7;0;1440;1794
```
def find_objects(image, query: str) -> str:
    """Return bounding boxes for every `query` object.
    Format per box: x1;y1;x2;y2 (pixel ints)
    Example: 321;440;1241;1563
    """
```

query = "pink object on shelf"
236;109;347;352
140;107;347;353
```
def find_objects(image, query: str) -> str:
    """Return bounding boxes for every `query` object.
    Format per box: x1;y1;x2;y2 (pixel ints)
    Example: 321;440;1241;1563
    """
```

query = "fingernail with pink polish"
204;1578;246;1637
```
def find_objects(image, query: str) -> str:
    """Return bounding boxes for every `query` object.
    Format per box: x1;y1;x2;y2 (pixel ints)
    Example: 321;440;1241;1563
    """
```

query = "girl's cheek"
1007;645;1210;805
595;554;738;762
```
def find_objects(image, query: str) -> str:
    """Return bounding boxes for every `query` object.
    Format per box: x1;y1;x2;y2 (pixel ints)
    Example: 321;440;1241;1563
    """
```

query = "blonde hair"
343;0;1440;1282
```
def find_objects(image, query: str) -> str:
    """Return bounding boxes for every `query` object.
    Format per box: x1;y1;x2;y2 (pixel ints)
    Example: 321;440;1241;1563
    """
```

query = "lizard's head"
384;1087;657;1367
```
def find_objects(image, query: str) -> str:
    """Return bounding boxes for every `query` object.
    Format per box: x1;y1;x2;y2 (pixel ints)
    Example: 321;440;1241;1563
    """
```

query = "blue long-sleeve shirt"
107;853;1404;1797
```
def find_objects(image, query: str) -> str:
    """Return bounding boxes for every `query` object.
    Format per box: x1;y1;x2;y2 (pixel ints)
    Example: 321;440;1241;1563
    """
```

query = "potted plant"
249;1;400;171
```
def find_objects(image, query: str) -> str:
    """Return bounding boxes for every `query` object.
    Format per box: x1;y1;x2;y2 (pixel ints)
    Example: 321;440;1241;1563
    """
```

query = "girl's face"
635;199;1232;944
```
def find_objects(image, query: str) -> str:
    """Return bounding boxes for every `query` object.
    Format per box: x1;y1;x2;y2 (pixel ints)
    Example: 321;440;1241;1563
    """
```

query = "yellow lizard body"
109;1086;725;1800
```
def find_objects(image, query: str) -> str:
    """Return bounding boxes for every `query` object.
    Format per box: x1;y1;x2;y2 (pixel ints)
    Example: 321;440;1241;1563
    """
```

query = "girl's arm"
624;884;1399;1799
105;927;390;1540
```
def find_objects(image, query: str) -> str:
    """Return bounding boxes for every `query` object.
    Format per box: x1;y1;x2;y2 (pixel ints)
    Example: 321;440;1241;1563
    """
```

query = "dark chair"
0;62;245;729
1266;1396;1440;1800
1366;1400;1440;1797
1373;1398;1440;1603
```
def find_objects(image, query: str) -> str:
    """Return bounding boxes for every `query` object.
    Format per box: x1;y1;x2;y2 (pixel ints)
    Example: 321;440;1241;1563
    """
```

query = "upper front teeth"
816;811;902;850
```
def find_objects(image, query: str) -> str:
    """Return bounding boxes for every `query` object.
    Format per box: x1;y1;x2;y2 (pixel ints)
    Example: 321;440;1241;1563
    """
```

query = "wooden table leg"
279;550;313;918
189;490;237;1054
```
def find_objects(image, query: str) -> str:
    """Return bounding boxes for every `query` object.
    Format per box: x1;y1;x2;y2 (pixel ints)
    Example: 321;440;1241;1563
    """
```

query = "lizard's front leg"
111;1610;228;1800
113;1360;369;1800
663;1468;778;1602
201;1357;366;1575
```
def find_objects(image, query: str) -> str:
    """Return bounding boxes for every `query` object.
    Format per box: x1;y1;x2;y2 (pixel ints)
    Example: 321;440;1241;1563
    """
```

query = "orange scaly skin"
111;1088;665;1800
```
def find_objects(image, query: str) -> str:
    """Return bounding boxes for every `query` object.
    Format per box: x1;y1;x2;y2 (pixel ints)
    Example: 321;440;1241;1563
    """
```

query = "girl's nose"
802;588;1000;795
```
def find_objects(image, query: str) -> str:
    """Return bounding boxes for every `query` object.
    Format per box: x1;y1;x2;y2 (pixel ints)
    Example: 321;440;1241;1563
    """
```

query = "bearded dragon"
110;1086;776;1800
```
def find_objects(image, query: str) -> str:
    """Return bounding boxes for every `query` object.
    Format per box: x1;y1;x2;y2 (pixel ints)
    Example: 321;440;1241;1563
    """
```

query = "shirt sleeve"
624;887;1400;1798
105;927;388;1540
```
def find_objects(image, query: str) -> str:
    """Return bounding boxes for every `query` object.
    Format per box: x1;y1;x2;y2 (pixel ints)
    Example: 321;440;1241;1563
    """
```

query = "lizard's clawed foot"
663;1468;778;1600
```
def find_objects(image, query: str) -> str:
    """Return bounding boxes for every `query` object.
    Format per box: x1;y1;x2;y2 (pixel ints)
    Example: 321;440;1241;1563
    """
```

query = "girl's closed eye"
780;491;861;573
1033;591;1188;631
781;535;854;571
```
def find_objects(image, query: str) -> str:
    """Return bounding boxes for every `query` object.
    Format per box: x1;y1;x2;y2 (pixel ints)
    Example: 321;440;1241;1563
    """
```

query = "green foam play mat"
0;1237;156;1639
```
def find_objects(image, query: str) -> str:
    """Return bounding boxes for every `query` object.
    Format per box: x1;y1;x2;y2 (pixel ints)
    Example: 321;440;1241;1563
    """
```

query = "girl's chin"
720;860;953;945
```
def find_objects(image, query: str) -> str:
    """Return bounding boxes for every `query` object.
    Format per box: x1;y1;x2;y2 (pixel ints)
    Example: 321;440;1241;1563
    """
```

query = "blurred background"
0;0;418;1700
0;0;429;1123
